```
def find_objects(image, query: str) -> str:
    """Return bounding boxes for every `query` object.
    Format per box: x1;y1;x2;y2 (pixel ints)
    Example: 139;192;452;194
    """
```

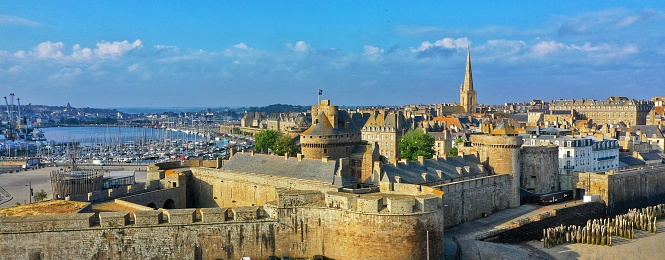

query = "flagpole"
317;88;320;104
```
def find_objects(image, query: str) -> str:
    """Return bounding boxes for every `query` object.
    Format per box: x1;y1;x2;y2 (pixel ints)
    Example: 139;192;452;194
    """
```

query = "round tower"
470;121;523;207
300;100;361;160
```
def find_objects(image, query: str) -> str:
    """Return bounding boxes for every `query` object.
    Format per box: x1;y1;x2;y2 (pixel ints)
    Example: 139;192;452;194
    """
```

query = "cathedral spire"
459;48;477;113
462;48;473;91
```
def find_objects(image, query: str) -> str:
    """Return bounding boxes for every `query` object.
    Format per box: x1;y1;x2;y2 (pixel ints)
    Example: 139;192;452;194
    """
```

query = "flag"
318;88;323;95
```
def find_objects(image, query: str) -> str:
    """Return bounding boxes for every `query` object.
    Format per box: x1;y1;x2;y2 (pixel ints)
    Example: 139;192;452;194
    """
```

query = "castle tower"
301;99;361;160
470;120;522;208
459;49;477;114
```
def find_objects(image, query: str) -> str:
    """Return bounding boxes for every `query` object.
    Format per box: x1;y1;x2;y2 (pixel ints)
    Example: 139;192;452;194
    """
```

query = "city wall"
68;182;159;203
188;168;340;208
520;145;559;194
434;174;511;228
0;187;445;259
573;165;665;213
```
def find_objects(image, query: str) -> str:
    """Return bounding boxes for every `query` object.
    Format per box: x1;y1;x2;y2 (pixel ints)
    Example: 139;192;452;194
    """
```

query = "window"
324;149;328;154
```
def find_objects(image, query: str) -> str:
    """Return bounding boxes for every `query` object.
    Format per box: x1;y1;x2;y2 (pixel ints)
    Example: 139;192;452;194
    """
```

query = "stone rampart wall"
521;145;559;194
68;183;154;203
0;202;443;259
436;174;511;228
575;166;665;212
189;168;340;208
266;201;445;259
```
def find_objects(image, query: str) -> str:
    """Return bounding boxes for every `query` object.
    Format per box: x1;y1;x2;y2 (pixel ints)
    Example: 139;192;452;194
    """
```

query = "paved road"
0;165;148;208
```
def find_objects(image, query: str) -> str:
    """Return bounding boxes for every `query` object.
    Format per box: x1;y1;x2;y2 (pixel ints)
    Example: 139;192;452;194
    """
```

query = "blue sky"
1;1;665;108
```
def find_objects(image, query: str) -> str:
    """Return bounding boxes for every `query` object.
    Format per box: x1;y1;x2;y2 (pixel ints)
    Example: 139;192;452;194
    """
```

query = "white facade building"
523;135;620;175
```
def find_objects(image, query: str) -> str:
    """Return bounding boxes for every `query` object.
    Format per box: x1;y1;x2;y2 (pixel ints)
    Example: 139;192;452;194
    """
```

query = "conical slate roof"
302;112;342;136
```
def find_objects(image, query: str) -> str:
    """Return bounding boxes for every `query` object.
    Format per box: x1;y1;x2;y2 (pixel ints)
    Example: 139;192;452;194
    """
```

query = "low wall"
435;174;511;228
483;202;607;243
68;183;155;203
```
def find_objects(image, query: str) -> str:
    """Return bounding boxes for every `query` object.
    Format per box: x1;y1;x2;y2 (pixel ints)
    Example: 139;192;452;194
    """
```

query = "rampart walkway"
444;201;585;260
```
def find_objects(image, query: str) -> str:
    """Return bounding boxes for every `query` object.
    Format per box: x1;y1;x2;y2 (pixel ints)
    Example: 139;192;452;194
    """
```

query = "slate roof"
223;153;344;185
639;152;664;161
631;125;664;138
619;155;645;166
491;120;519;135
381;156;486;184
510;113;528;123
302;112;340;136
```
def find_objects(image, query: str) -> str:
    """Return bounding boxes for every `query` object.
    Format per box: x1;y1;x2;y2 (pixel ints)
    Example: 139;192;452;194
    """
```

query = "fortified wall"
0;162;445;259
470;135;523;208
433;174;511;228
563;165;665;213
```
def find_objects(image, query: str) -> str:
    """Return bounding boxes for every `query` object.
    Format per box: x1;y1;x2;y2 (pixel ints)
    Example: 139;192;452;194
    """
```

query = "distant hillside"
239;104;309;114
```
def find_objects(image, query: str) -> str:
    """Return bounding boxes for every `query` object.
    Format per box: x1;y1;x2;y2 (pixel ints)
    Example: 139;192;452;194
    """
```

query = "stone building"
550;96;654;126
360;110;407;163
300;99;362;160
264;112;310;133
459;49;477;114
522;134;620;175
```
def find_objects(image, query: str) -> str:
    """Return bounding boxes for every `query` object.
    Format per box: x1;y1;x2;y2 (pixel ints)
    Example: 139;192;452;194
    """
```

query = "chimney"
421;172;428;182
435;170;443;179
418;156;425;166
322;156;330;163
297;153;304;161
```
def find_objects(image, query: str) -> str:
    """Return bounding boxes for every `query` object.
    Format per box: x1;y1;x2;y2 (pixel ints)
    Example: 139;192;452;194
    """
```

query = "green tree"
448;137;464;156
34;189;47;202
273;134;298;156
254;130;281;153
398;129;435;161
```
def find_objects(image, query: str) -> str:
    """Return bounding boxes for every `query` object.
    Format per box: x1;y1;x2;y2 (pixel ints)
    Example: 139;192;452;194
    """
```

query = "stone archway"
163;199;175;209
147;203;157;209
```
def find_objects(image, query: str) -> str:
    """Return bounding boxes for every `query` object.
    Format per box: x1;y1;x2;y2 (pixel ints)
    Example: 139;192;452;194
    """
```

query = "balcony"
563;166;575;169
597;155;617;161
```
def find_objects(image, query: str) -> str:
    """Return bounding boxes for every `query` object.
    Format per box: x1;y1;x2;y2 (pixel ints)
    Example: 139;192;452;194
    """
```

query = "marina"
2;126;254;167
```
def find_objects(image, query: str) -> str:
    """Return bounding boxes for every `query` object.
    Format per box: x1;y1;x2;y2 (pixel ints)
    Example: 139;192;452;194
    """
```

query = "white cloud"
0;15;39;27
414;37;471;52
72;44;93;61
94;40;142;57
154;45;179;52
532;41;565;56
288;41;310;52
363;45;384;61
34;41;65;59
233;43;251;50
530;40;638;60
49;67;82;81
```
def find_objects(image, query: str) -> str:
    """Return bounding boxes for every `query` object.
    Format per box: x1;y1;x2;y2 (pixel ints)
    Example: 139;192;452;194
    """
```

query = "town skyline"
1;2;664;108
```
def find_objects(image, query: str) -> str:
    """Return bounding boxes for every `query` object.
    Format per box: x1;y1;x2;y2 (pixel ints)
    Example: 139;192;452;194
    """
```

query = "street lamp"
25;181;33;204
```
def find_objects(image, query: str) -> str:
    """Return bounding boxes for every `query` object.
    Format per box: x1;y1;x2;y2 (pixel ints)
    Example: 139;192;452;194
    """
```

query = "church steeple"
462;48;473;92
459;48;477;113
